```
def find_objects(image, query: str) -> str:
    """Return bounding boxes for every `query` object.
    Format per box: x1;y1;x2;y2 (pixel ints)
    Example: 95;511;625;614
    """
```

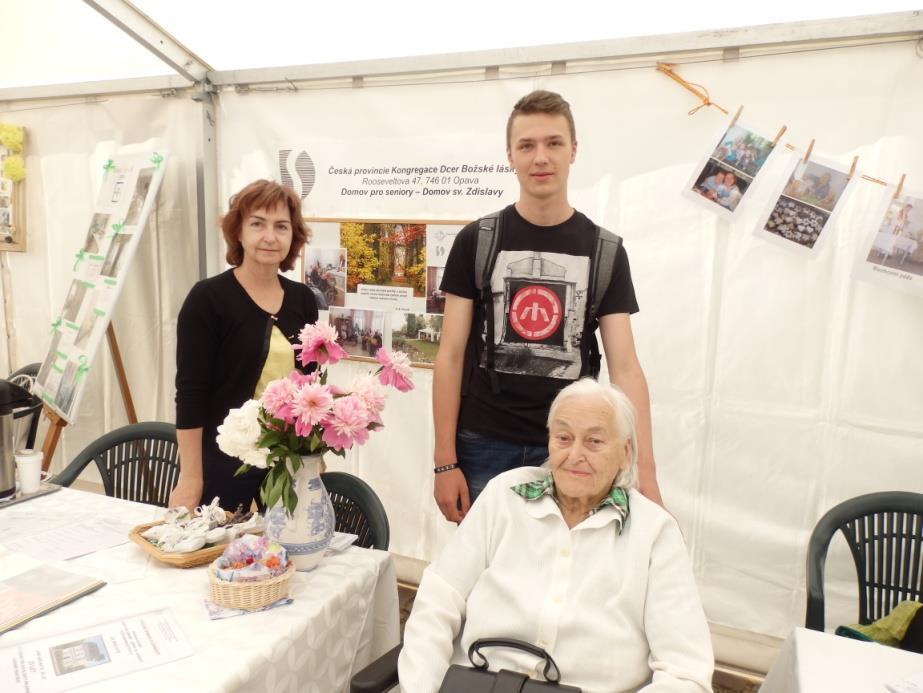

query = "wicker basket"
208;560;295;610
128;513;263;569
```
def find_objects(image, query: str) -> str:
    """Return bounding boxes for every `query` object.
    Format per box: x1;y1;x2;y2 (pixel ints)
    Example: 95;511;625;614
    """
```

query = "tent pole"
193;82;219;280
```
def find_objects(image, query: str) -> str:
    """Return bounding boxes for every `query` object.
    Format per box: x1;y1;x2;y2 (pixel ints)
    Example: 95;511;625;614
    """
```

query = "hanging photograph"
754;151;854;255
855;188;923;296
304;246;346;309
392;312;443;366
683;121;778;219
327;307;388;360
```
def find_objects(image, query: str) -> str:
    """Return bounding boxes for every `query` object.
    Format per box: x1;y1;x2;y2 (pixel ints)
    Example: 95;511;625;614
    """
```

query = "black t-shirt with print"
440;204;639;446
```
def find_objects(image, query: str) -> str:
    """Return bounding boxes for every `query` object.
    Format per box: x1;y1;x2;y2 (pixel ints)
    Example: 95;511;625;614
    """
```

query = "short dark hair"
506;90;576;149
221;179;309;271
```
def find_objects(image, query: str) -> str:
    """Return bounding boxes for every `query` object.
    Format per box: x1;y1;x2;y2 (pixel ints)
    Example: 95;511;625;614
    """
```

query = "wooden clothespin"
893;173;906;199
772;125;787;148
847;156;859;180
729;106;743;127
802;139;815;164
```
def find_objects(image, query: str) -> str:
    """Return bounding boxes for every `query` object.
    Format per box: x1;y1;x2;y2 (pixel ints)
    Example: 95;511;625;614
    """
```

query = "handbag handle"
467;638;563;683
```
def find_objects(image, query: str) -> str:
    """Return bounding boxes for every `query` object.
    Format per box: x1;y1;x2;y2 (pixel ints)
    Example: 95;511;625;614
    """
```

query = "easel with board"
40;323;138;472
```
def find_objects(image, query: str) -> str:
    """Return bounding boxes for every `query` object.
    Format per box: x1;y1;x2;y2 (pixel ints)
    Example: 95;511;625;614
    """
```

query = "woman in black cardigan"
169;180;318;511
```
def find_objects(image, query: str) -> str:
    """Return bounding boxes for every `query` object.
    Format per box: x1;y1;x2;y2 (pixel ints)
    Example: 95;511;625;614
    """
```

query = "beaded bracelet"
434;463;459;474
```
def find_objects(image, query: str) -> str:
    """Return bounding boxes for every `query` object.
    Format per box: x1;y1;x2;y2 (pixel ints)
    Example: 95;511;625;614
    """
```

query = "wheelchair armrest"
350;643;402;693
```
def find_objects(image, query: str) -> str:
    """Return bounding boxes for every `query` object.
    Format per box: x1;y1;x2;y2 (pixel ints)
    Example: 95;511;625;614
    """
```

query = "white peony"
216;399;271;469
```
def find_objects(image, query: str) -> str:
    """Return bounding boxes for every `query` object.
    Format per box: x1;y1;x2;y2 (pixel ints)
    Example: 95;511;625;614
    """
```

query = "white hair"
547;378;639;489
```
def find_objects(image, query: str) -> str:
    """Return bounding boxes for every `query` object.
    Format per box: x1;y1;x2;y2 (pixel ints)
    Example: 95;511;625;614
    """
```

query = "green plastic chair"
321;471;390;550
52;422;179;507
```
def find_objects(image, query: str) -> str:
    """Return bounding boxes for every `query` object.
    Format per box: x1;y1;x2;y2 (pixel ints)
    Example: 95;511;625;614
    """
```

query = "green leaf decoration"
73;249;86;272
103;159;115;172
151;152;164;168
50;316;62;333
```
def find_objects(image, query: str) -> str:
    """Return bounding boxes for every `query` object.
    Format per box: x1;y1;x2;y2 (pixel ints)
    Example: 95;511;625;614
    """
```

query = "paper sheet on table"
888;671;923;693
0;608;191;692
0;517;134;561
327;532;358;555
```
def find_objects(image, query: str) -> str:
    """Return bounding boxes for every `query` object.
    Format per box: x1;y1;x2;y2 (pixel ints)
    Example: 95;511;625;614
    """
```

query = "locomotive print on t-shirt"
481;250;589;379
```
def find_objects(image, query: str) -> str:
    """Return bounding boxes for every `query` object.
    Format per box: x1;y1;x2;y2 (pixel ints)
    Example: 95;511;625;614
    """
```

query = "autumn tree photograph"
340;221;426;297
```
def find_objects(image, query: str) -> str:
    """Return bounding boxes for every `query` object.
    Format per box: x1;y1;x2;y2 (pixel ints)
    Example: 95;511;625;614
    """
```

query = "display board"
306;218;462;366
33;150;167;422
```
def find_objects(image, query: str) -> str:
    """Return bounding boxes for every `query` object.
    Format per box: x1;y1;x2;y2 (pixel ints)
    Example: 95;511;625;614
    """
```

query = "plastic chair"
6;362;42;450
805;491;923;631
51;422;180;507
351;644;402;693
321;471;390;550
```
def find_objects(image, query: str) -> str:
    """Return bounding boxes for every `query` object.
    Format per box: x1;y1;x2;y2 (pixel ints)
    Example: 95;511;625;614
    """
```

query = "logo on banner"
278;149;316;200
508;285;562;340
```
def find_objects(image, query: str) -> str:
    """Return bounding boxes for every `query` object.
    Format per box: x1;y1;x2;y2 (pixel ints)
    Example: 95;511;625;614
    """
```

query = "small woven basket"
208;560;295;610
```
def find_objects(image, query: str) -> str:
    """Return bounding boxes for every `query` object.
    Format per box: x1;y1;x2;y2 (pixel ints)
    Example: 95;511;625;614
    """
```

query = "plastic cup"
14;449;43;495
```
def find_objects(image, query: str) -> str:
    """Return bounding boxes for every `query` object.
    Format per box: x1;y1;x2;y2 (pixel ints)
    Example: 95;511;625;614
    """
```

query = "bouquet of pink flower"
216;322;414;515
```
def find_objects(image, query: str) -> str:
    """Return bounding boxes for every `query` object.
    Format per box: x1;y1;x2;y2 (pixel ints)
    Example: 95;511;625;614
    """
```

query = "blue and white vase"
264;454;334;572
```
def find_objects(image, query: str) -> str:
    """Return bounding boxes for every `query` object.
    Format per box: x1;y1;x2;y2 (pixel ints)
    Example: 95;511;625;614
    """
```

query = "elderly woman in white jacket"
399;378;714;692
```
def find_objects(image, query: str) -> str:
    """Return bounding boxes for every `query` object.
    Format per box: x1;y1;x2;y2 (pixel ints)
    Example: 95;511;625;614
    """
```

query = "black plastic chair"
51;422;180;507
6;362;42;450
805;491;923;631
321;471;390;550
351;645;402;693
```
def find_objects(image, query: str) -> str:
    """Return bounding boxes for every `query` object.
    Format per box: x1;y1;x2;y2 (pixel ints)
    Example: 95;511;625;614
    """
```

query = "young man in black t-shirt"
432;90;663;522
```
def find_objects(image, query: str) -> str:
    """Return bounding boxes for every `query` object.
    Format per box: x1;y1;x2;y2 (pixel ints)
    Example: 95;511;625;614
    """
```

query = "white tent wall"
215;37;923;658
0;92;200;472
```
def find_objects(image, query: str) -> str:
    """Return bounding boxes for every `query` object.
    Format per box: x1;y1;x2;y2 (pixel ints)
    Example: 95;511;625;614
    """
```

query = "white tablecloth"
0;488;400;692
760;627;923;693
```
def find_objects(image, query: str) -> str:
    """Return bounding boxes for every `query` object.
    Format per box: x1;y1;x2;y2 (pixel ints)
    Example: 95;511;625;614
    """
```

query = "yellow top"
253;325;295;399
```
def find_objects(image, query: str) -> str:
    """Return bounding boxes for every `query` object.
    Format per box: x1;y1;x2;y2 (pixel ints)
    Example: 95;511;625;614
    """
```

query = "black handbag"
438;638;582;692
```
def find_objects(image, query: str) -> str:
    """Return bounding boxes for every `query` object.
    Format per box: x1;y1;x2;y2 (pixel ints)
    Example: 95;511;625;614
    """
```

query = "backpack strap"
583;225;623;379
474;211;502;291
472;211;504;395
587;226;622;322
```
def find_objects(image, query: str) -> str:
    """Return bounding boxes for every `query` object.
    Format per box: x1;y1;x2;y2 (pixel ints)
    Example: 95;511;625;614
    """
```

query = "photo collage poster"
33;151;168;422
684;120;780;219
0;131;24;252
305;220;462;366
754;150;856;256
855;187;923;297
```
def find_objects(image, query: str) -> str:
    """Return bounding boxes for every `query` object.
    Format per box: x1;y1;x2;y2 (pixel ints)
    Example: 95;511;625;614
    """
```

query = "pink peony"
350;374;386;421
321;395;373;450
287;371;317;387
296;323;347;367
375;348;414;392
260;378;297;423
290;382;334;437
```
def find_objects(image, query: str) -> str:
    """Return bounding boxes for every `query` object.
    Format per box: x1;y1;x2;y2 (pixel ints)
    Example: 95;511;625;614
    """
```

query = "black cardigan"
175;269;318;467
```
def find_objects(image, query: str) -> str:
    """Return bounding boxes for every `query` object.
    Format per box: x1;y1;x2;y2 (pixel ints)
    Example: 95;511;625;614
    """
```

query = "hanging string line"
656;63;729;115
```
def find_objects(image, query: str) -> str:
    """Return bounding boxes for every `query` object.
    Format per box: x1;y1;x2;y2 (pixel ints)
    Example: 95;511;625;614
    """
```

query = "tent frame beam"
81;0;212;83
1;10;920;102
209;11;923;87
